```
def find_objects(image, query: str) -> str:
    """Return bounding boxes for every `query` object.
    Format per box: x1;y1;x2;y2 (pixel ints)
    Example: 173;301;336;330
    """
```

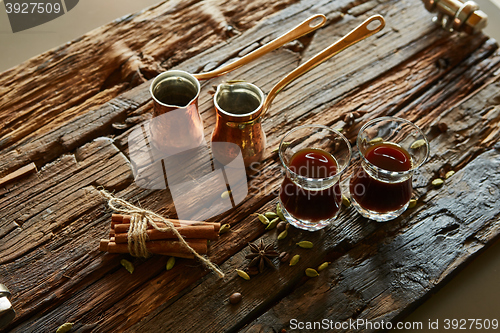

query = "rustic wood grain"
0;0;299;178
1;0;499;332
126;47;500;333
237;148;500;333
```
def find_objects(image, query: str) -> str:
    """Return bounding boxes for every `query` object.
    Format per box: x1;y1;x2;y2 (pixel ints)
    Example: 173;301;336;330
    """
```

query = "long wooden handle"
193;14;326;80
261;15;386;117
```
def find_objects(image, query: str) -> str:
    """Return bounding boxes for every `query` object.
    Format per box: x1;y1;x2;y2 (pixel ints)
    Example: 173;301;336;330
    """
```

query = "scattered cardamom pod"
257;214;270;225
432;178;444;187
336;128;344;133
120;259;134;274
221;190;231;199
56;323;74;333
277;221;287;233
236;269;250;280
317;262;330;272
408;199;417;208
305;268;319;277
296;241;314;249
289;255;300;266
166;257;175;271
341;194;351;207
279;252;290;263
219;223;231;234
277;230;288;240
229;292;242;304
369;137;383;144
445;170;455;179
410;139;426;149
265;212;278;219
438;122;448;133
273;141;291;153
266;217;279;230
276;204;285;221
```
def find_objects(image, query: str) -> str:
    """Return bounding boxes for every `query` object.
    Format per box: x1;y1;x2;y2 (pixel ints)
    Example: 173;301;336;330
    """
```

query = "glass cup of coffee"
278;125;352;231
349;117;429;221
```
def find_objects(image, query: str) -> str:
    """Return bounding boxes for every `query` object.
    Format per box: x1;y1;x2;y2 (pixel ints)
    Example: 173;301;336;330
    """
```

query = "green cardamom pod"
166;257;175;271
257;214;270;225
264;212;278;219
369;137;383;144
266;217;279;230
276;204;285;221
219;224;231;234
445;170;455;179
296;241;314;249
410;139;426;149
432;178;444;187
408;199;417;209
236;269;250;280
277;230;288;240
341;194;351;208
289;255;300;266
120;259;134;274
317;262;330;272
221;190;231;199
305;268;319;277
56;323;74;333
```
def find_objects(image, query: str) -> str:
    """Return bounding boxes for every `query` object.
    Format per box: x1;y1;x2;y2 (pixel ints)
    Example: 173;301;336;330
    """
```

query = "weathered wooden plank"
0;138;133;262
0;0;299;177
125;18;500;333
0;138;136;331
85;6;495;332
128;108;500;332
1;0;499;332
0;30;305;333
239;147;500;333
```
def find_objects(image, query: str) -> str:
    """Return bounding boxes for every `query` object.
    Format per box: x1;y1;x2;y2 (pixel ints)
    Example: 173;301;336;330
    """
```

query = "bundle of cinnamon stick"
99;214;220;259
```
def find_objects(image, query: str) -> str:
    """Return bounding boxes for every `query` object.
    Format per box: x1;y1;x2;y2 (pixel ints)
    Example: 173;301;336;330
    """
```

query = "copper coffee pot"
212;15;386;168
148;14;326;155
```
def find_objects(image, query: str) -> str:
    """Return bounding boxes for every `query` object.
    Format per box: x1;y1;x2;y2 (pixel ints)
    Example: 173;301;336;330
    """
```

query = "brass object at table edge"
422;0;487;34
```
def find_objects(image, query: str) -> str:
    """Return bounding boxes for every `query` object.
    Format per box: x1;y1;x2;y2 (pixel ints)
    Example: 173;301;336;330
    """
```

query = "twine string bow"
100;189;224;278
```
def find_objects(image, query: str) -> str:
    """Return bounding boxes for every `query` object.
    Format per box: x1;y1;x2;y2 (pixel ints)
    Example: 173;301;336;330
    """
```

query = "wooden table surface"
1;0;500;332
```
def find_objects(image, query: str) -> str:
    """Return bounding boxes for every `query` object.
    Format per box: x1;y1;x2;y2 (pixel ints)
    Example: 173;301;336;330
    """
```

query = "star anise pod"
245;239;279;273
